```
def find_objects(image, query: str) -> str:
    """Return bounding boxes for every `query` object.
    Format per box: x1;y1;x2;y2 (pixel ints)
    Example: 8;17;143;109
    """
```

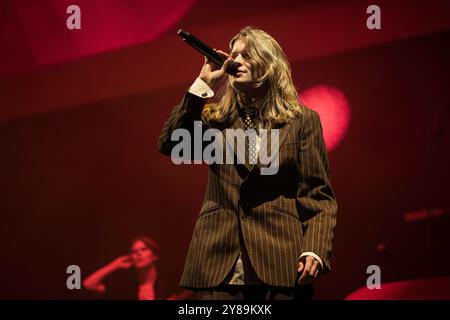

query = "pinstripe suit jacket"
157;92;337;289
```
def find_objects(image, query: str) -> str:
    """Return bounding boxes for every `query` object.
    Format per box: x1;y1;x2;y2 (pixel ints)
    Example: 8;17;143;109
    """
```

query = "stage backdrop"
1;0;449;299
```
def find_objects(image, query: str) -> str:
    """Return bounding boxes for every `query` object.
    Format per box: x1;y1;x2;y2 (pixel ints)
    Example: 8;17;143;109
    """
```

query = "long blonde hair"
203;26;303;128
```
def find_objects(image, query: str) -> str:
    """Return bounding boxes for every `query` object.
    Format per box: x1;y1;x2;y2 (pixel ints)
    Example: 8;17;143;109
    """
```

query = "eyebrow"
230;50;247;56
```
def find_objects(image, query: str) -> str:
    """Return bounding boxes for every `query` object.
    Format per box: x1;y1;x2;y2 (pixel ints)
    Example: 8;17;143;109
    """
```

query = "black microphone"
177;29;239;76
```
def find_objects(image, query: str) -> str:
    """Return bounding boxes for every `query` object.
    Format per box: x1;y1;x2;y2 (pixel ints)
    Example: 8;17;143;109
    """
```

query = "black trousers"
196;284;314;300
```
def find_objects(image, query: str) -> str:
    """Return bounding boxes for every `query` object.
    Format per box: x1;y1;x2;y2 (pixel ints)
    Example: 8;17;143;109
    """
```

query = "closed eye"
230;51;251;60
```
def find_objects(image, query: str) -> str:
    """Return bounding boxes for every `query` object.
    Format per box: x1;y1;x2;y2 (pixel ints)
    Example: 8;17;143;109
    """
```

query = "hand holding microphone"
199;49;234;87
177;29;239;87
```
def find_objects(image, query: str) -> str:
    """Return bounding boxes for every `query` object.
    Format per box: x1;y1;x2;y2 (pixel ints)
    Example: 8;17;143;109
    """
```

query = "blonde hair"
203;26;303;128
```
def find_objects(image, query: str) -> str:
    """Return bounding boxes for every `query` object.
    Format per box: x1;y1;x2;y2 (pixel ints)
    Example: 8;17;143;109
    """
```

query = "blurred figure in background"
83;236;191;300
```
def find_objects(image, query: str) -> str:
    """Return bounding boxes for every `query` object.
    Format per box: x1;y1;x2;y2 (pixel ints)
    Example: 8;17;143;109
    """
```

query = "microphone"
177;29;239;76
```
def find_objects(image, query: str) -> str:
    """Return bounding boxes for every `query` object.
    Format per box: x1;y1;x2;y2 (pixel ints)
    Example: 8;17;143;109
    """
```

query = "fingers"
221;56;234;72
199;49;232;83
204;49;229;65
298;256;319;285
297;261;304;273
215;49;230;59
216;49;240;72
310;260;320;278
301;257;313;279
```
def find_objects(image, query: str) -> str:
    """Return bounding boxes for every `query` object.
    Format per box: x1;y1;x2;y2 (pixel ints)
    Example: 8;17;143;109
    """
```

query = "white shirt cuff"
188;77;214;98
299;252;324;271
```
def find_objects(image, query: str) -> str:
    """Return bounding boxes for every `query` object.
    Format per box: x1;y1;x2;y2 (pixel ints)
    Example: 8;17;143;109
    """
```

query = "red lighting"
301;85;351;151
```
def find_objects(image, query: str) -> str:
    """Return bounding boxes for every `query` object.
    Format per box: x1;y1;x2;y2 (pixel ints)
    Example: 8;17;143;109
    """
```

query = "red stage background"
0;0;449;299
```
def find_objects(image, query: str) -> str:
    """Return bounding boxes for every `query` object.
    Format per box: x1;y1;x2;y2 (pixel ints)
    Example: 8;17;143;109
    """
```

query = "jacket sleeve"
157;91;208;157
296;109;338;274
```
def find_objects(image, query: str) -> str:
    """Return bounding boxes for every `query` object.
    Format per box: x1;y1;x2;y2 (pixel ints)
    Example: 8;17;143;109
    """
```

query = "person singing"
158;26;337;300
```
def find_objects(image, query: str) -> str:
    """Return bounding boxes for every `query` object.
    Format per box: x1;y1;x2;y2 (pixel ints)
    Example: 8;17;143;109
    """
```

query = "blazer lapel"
254;120;291;171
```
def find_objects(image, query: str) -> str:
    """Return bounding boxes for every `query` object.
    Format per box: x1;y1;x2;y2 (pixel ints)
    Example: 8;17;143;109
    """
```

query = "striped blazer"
157;92;337;289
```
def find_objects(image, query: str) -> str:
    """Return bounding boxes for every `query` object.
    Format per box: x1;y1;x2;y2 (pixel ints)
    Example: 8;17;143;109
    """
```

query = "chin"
233;76;249;83
232;82;252;93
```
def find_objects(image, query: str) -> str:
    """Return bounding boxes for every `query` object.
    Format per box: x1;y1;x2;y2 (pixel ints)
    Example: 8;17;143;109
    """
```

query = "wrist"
199;75;215;88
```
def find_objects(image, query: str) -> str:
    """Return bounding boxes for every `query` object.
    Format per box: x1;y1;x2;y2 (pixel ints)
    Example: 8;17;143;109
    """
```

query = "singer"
157;26;337;300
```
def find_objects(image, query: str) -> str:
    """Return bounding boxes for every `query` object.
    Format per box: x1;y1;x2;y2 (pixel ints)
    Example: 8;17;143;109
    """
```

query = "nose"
234;54;245;65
